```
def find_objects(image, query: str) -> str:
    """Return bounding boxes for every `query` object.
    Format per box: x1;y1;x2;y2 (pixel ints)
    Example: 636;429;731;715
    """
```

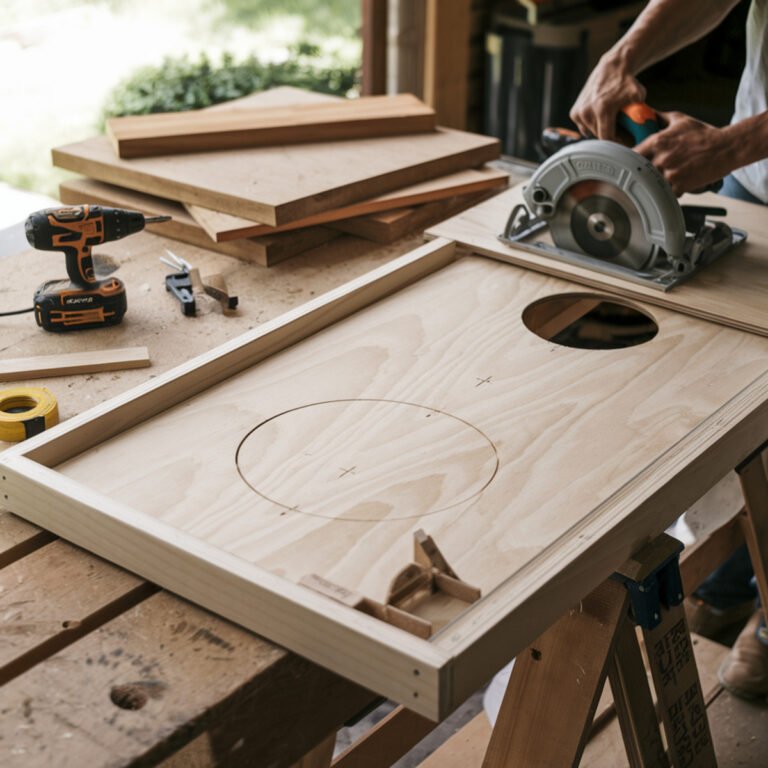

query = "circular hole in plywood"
522;293;658;350
235;399;498;522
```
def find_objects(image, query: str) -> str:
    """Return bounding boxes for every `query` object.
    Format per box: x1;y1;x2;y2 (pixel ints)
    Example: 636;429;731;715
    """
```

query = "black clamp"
165;272;196;317
613;537;684;630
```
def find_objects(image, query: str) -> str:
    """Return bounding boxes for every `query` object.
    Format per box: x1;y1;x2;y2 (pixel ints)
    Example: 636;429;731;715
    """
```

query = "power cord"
0;307;34;317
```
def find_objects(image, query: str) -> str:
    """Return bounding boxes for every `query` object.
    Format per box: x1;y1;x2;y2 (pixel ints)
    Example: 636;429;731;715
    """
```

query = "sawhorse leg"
483;534;717;768
736;444;768;608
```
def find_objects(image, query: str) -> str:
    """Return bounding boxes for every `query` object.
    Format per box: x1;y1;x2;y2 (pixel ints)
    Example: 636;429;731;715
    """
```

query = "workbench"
1;190;767;767
0;227;420;766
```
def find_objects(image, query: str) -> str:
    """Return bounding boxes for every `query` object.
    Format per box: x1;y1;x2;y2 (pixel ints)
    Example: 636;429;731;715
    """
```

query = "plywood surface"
186;167;509;241
6;236;768;717
107;93;436;158
59;178;339;267
53;127;500;227
427;183;768;336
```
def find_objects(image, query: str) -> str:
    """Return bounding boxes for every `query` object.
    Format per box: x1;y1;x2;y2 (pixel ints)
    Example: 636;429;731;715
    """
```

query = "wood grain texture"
53;127;499;227
423;0;471;129
0;346;150;382
0;590;374;767
59;178;340;267
185;167;509;242
329;189;498;244
5;243;768;718
427;182;768;337
107;94;436;158
483;579;628;768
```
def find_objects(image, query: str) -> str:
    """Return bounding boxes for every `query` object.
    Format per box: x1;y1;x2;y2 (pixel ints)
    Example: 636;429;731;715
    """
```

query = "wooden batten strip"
0;347;151;382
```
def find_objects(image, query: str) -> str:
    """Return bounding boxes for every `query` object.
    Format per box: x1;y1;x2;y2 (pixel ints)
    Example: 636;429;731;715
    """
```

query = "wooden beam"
362;0;388;95
423;0;471;129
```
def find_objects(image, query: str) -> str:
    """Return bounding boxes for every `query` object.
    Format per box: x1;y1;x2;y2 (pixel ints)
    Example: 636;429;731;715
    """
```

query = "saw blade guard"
523;140;686;264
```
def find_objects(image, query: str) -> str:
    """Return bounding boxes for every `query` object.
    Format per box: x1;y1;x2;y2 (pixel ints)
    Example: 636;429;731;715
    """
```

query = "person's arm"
635;110;768;195
570;0;741;140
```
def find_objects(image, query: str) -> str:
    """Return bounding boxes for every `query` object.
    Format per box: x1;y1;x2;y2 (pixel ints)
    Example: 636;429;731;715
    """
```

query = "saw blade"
550;180;657;271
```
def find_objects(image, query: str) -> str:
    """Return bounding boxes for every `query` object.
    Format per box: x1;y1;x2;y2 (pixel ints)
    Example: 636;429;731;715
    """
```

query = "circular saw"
500;141;746;291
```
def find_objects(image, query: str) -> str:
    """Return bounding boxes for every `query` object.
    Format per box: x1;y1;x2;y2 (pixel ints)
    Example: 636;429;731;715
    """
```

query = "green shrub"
102;47;357;119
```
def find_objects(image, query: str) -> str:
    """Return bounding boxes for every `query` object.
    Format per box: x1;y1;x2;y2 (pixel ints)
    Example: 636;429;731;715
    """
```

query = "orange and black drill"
25;204;170;332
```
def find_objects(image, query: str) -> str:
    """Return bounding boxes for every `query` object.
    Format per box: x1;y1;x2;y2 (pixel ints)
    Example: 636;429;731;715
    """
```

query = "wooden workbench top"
0;229;420;765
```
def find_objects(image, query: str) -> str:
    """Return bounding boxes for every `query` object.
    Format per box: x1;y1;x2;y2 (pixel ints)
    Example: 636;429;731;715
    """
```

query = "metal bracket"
613;534;684;630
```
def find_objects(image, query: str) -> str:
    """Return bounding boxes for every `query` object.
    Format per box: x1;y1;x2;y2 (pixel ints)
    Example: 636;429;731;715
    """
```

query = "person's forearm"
722;111;768;169
606;0;741;75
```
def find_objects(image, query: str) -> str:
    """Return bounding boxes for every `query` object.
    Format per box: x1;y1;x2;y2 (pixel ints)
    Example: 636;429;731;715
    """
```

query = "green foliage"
102;49;357;119
209;0;360;38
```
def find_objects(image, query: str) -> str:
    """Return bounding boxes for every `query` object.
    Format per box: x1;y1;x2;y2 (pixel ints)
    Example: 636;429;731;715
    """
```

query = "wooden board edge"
4;238;456;467
0;454;448;720
185;170;509;243
432;371;768;710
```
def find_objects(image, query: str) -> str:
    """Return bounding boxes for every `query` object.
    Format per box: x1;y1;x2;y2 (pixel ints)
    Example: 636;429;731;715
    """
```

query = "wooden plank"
680;516;745;597
482;579;628;767
0;539;156;686
53;123;499;227
4;243;768;719
607;619;667;767
736;450;768;608
0;346;150;382
185;167;509;242
0;589;374;767
333;705;434;768
643;603;717;767
292;734;336;768
107;95;435;159
427;182;768;337
59;178;340;268
329;189;497;244
362;0;389;96
423;0;471;129
0;511;53;568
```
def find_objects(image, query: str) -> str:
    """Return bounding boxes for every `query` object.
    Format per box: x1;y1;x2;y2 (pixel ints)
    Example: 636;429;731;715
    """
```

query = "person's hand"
635;111;735;195
570;55;646;140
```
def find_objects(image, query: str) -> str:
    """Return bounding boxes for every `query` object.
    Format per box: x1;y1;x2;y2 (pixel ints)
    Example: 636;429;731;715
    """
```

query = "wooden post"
423;0;471;129
482;578;629;767
362;0;388;95
736;445;768;608
608;619;668;767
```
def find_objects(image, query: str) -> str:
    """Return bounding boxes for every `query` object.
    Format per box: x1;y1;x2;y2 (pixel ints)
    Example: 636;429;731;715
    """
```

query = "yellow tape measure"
0;387;59;442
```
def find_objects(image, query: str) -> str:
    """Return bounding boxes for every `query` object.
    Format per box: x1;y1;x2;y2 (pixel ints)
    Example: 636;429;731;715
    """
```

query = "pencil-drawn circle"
236;399;499;521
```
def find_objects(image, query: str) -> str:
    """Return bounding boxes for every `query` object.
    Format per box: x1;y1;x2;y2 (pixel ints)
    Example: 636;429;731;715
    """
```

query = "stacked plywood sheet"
55;87;506;266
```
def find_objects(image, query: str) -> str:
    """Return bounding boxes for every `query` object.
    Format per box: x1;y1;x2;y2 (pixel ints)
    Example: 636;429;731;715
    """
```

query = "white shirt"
732;0;768;202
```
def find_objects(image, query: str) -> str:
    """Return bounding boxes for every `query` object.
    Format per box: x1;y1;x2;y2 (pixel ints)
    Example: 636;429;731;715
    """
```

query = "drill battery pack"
34;277;127;332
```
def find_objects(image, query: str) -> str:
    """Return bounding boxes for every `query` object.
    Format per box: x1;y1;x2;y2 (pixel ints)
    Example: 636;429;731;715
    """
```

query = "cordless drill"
25;204;170;332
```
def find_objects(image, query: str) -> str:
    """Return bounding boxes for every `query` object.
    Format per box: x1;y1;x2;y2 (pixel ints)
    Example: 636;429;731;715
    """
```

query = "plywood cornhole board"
4;237;768;721
427;183;768;337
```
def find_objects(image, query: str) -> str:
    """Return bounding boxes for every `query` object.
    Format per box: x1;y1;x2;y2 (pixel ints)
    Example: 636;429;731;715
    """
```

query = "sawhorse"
298;446;768;768
484;444;768;768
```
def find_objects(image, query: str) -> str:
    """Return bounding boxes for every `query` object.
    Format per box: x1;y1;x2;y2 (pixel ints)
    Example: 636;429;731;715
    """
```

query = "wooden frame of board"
3;236;768;721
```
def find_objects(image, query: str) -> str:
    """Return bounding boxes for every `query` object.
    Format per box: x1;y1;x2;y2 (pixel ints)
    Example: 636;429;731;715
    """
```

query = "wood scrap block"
0;346;150;382
106;94;436;158
59;178;339;267
185;166;509;242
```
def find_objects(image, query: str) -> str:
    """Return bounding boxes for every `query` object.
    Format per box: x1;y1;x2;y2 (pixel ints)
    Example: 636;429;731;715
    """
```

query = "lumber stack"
55;87;507;266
